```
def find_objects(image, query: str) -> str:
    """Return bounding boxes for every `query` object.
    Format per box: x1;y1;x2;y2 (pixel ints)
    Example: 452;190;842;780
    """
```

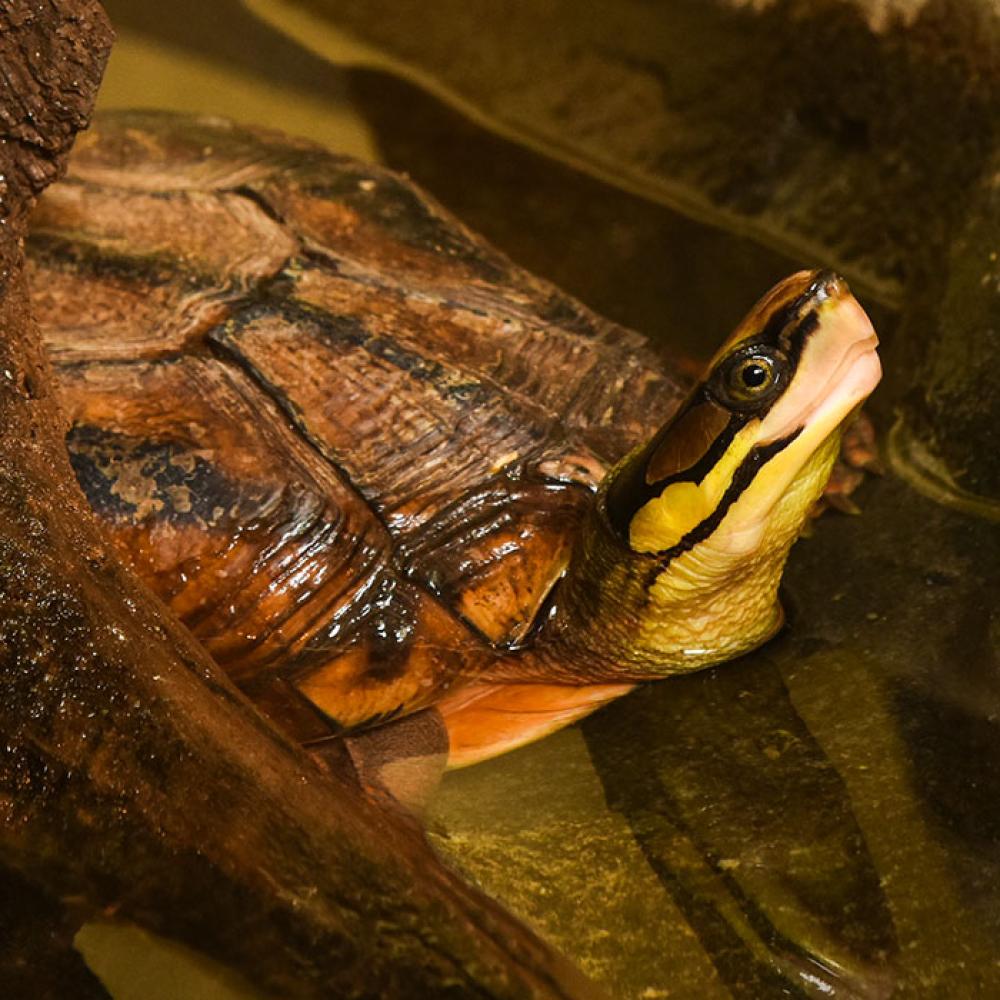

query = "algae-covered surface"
69;1;1000;997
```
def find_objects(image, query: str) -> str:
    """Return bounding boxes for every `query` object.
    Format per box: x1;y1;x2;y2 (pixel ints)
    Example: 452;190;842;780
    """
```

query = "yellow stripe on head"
629;422;759;552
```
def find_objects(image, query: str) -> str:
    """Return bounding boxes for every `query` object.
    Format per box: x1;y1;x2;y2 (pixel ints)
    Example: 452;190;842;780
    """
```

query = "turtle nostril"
810;269;849;303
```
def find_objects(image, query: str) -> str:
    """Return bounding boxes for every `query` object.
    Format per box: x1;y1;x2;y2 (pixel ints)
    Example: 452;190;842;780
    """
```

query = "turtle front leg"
313;709;450;816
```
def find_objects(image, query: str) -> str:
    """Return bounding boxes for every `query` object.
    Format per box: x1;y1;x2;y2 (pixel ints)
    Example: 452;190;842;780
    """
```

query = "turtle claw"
859;454;887;476
841;412;882;473
810;413;879;520
824;492;863;516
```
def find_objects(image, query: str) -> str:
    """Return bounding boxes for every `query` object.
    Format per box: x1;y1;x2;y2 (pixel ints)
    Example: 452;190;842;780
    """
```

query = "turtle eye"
712;347;788;409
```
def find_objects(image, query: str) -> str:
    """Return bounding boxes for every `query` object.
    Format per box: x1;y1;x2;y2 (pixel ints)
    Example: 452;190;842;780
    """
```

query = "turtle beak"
757;273;881;449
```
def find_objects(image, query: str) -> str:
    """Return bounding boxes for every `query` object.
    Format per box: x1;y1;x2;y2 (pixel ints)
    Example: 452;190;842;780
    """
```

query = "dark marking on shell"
28;231;190;289
295;572;416;685
67;424;244;528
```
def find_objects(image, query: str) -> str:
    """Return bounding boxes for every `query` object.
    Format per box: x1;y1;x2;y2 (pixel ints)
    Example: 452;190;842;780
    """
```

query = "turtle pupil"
742;363;768;388
711;348;787;409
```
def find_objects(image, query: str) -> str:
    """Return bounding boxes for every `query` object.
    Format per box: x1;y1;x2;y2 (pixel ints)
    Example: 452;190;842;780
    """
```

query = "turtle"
27;111;880;803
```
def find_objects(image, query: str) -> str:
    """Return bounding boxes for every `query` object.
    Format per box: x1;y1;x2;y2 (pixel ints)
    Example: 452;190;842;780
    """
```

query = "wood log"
0;4;601;997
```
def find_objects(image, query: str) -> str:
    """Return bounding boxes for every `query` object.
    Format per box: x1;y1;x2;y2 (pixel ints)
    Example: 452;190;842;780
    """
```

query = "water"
83;3;1000;998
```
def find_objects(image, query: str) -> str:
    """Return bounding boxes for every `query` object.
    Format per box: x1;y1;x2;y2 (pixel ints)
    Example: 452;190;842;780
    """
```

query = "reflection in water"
584;663;896;1000
435;470;1000;999
779;474;1000;997
896;688;1000;847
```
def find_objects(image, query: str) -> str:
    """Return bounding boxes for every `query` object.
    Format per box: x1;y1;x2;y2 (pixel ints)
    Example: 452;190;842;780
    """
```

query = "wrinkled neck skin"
522;430;841;683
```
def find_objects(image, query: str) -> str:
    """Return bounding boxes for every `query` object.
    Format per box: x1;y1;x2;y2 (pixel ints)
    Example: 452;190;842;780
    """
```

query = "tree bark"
0;4;600;998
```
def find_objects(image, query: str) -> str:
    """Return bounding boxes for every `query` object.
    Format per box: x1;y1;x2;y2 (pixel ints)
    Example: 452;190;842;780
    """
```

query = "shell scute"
397;475;592;644
211;297;552;535
57;356;391;687
29;179;295;363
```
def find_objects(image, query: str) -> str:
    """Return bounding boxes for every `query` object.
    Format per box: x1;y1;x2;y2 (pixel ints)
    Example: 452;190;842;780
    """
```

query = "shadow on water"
584;663;897;1000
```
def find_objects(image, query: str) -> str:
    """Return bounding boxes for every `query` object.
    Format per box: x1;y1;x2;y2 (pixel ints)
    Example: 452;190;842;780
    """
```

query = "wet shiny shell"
29;110;684;737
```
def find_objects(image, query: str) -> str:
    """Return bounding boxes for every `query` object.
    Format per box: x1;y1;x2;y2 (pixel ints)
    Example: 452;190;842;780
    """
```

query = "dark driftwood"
0;5;116;998
0;4;599;998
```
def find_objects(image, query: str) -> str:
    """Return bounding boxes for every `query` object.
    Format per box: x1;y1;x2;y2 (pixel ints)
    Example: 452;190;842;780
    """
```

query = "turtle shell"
29;110;685;740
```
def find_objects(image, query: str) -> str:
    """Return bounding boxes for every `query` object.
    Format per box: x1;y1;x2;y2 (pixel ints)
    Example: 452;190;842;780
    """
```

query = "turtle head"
548;270;881;677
